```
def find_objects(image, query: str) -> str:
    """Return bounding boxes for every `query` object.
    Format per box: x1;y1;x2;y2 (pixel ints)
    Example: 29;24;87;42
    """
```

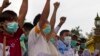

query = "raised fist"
60;17;66;24
2;0;11;8
54;2;60;9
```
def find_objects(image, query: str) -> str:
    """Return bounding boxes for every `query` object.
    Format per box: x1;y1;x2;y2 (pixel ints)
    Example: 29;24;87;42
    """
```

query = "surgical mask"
50;37;55;44
42;24;51;35
6;22;19;33
64;36;71;45
71;40;77;48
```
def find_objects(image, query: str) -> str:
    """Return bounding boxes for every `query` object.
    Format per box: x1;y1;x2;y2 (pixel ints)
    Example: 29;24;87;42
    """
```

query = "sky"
0;0;100;37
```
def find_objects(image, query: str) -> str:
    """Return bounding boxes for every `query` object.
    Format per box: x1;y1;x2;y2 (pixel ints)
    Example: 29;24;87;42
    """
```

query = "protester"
28;0;61;56
93;49;100;56
71;35;81;55
20;22;33;56
78;38;87;56
82;49;91;56
55;29;75;56
0;0;28;56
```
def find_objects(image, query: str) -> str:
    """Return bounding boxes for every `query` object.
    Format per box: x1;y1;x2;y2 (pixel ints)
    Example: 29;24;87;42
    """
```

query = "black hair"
0;14;6;22
2;10;17;21
60;30;70;36
23;22;33;31
33;14;41;27
80;38;86;43
72;35;78;40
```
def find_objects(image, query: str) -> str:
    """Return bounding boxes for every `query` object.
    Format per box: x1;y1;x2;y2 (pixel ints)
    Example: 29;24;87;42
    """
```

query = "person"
32;11;67;44
55;29;75;56
0;0;28;56
20;22;33;56
78;38;87;56
82;49;91;56
93;49;100;56
71;35;80;55
28;0;61;56
71;35;78;48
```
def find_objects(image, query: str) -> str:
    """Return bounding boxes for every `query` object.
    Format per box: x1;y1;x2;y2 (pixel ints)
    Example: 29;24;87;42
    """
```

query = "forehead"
5;19;17;23
63;32;70;35
42;22;50;28
6;17;17;22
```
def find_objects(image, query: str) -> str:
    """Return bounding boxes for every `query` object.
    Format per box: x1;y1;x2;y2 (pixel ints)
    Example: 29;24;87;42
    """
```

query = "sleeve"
54;25;60;34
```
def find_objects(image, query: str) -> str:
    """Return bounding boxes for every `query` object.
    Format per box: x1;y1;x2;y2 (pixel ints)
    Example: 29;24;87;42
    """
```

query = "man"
20;22;33;56
0;0;28;56
78;38;87;56
28;0;61;56
55;30;75;56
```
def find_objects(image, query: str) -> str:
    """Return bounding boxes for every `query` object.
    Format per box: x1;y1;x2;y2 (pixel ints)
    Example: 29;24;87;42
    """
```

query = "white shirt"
28;24;62;56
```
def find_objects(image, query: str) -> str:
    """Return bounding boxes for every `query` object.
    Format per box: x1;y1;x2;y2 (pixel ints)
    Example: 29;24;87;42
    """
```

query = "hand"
51;32;56;37
2;0;11;8
54;2;60;9
60;17;66;24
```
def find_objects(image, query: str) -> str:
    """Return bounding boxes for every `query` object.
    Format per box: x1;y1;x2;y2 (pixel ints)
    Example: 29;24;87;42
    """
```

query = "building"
94;13;100;50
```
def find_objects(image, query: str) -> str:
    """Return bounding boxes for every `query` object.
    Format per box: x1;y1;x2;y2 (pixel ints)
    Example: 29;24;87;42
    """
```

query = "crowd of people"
0;0;100;56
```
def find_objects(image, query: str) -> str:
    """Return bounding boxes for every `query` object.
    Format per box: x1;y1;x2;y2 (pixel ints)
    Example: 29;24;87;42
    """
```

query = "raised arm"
58;17;66;27
18;0;28;27
50;2;60;31
45;2;60;41
0;0;10;14
39;0;50;28
54;17;66;33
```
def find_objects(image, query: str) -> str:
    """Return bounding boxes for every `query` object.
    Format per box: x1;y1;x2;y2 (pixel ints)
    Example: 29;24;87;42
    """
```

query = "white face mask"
64;36;72;45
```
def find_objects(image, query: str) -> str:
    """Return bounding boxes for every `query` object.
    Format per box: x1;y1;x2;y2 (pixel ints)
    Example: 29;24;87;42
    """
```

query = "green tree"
71;26;82;36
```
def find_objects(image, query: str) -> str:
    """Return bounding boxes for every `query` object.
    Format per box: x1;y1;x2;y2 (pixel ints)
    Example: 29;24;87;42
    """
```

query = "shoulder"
14;27;23;37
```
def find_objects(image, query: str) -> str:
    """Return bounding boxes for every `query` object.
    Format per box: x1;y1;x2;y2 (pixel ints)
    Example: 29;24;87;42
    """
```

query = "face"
23;28;29;36
72;35;78;41
62;32;71;40
3;20;19;34
42;22;51;35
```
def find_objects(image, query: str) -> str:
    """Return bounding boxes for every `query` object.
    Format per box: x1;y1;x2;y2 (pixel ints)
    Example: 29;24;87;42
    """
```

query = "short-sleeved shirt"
0;28;23;56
